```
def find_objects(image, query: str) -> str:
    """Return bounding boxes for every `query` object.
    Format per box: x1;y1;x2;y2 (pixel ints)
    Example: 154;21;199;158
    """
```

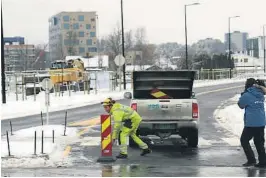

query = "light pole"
228;15;240;79
263;24;266;73
1;1;6;104
121;0;126;89
185;2;200;69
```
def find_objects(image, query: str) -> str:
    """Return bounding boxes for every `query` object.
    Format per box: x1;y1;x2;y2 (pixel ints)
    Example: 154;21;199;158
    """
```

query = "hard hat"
101;98;115;106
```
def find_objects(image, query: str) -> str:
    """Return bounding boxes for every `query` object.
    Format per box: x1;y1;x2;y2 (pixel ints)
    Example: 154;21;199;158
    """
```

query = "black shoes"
116;153;128;159
255;163;266;168
242;161;256;167
140;148;152;156
116;148;152;159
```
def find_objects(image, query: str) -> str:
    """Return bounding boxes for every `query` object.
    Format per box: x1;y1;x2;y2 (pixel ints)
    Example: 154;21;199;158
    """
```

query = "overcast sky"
2;0;266;45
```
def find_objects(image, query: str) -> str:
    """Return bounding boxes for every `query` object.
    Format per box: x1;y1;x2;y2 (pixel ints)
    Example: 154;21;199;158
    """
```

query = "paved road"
3;81;266;176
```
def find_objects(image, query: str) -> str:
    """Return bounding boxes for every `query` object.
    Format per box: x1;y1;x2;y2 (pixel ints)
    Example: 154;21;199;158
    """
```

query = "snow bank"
1;125;78;168
194;79;246;88
214;94;266;138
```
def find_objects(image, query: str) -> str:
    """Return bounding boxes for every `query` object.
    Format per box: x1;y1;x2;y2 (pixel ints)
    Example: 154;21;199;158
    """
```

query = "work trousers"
240;126;266;163
119;121;148;155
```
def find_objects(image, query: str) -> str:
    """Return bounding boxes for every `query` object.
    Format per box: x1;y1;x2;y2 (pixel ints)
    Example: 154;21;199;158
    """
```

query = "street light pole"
228;16;240;79
263;24;266;73
1;1;6;104
185;5;188;69
184;3;200;70
121;0;126;89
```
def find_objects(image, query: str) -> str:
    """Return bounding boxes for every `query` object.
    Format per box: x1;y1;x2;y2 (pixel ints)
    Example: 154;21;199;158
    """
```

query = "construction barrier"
97;115;116;162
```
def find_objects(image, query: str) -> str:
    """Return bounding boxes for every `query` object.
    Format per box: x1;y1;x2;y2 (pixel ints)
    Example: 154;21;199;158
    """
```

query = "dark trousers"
240;127;266;163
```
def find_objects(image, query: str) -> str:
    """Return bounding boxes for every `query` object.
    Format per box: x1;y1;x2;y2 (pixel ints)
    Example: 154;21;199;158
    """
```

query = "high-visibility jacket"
110;103;142;139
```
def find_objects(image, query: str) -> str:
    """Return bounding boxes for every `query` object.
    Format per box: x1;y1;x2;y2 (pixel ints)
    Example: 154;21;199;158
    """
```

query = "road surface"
2;82;266;176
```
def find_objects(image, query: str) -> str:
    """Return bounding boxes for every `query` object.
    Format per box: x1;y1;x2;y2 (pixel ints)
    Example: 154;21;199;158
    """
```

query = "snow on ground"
214;94;266;138
193;78;246;88
2;76;265;120
1;125;78;168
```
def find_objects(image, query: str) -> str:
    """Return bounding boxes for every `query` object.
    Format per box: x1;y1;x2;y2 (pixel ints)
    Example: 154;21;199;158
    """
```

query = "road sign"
41;78;53;125
41;78;53;91
114;54;125;66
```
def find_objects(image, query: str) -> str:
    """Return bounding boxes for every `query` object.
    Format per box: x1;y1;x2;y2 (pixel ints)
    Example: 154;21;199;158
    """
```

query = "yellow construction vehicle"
49;58;85;84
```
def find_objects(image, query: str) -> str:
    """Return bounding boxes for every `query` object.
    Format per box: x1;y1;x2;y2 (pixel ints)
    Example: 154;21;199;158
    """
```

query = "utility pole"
1;2;6;104
121;0;126;89
184;3;200;70
263;24;266;73
184;5;188;69
228;16;240;79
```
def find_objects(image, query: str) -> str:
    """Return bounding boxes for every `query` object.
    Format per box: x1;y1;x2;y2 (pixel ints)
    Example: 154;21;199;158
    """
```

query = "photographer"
238;78;266;167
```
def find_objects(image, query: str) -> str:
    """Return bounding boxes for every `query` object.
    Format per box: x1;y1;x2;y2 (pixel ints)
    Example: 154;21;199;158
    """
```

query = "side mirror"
124;92;132;99
192;92;196;98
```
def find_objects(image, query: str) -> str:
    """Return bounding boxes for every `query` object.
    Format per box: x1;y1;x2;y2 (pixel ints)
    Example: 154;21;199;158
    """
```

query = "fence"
4;68;265;100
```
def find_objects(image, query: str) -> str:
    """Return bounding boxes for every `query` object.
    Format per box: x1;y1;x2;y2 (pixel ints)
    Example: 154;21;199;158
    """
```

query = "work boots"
116;153;128;159
141;148;152;156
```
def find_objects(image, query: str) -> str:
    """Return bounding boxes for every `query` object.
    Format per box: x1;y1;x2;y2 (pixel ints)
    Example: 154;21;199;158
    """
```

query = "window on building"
63;23;70;29
88;47;97;52
244;58;248;63
79;47;85;53
91;18;95;22
90;32;96;37
63;16;69;22
86;24;91;30
87;39;92;45
64;39;70;45
78;15;84;21
79;31;85;37
74;40;79;45
73;23;79;29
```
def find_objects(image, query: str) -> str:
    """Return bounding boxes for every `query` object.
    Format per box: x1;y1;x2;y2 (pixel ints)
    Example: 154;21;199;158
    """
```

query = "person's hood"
247;86;264;98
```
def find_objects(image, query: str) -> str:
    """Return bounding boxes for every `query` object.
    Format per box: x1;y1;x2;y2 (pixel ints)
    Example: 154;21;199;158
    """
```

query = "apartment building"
49;11;98;62
4;44;35;71
224;31;249;53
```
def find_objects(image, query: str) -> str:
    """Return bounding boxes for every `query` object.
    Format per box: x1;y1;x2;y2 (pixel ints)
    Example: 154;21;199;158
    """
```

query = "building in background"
246;36;265;61
224;31;248;53
4;44;35;71
4;36;25;45
49;11;98;62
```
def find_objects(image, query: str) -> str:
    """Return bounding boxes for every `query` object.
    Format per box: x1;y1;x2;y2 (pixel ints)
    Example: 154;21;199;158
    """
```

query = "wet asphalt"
3;82;266;176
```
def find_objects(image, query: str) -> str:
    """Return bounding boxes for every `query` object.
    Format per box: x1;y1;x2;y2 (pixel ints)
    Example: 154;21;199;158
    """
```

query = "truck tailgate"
134;99;194;120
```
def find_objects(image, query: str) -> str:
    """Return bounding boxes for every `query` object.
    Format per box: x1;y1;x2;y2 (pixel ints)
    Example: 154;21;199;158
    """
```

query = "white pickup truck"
124;70;199;148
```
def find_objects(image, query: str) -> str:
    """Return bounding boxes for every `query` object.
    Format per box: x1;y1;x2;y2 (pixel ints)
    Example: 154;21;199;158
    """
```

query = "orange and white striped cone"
97;115;116;162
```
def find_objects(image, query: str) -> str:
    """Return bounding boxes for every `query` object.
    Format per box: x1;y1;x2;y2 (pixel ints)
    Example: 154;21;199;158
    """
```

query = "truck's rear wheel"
187;128;198;148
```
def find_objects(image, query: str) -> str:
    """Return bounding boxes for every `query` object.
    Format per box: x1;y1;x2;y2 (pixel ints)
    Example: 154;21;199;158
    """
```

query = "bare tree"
65;31;78;56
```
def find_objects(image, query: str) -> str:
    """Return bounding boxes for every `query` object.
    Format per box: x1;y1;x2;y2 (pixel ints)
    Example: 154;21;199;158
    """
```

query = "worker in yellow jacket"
101;98;152;159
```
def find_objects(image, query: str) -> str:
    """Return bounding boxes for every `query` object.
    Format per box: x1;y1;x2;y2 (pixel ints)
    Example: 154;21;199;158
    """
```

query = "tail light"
192;103;198;119
131;103;137;111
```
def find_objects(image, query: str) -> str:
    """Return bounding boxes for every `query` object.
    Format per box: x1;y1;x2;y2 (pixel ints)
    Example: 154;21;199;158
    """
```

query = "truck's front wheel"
187;128;198;148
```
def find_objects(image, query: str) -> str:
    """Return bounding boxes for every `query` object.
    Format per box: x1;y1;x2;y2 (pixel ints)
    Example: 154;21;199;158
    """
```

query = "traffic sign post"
41;78;53;125
114;55;125;92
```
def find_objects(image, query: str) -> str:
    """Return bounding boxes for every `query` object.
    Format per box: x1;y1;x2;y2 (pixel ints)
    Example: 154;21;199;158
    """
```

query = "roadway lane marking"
197;85;243;96
69;116;100;127
63;146;72;157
